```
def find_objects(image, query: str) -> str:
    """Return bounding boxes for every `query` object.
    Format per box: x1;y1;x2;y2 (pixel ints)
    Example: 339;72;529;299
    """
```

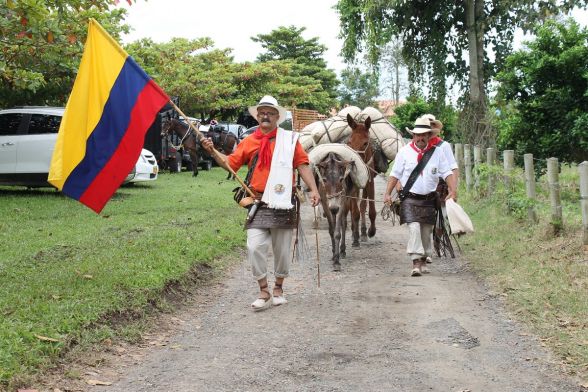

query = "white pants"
407;222;433;261
247;228;293;281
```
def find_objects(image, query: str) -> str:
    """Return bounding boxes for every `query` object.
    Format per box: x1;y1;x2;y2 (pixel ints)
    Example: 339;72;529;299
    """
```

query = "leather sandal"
251;285;272;311
272;282;288;306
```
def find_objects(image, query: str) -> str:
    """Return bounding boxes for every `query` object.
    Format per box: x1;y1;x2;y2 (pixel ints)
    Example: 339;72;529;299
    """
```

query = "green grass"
459;164;588;379
0;168;247;389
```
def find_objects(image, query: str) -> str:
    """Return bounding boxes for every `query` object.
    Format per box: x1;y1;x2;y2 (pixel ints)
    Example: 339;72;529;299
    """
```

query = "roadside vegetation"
0;168;246;389
459;164;588;380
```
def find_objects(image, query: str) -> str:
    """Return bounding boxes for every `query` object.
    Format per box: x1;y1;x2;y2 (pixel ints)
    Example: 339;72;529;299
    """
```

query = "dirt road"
77;176;583;392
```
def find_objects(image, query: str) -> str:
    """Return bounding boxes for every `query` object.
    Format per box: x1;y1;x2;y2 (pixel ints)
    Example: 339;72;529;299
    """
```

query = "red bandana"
410;141;432;162
253;127;277;168
428;136;442;148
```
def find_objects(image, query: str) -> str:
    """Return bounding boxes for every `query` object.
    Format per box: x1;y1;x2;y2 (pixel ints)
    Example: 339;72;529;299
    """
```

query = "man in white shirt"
420;114;459;263
383;117;457;276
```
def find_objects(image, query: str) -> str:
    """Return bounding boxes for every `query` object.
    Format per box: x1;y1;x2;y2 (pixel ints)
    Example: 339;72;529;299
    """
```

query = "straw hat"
248;95;288;125
408;117;432;134
421;113;443;134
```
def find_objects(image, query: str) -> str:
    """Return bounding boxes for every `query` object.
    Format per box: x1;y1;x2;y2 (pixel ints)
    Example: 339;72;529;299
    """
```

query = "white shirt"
437;140;458;170
390;142;453;195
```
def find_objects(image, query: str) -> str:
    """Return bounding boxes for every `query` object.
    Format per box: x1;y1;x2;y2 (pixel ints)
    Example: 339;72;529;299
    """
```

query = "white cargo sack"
308;143;370;189
446;199;474;234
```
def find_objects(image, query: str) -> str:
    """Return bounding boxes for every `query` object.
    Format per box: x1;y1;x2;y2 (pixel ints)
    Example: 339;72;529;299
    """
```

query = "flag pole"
168;100;255;197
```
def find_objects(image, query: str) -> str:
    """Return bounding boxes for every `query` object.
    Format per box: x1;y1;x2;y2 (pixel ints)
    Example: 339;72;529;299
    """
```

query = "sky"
119;0;346;74
118;1;588;102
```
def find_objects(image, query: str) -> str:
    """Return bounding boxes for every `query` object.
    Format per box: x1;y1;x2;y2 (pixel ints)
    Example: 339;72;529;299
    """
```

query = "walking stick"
314;207;320;288
168;100;255;198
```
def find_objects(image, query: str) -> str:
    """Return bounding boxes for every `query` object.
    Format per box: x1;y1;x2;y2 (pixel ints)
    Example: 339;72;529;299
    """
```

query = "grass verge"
459;165;588;381
0;168;247;390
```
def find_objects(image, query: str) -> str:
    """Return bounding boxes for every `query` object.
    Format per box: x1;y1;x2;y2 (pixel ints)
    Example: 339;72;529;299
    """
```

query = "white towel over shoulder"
262;128;300;209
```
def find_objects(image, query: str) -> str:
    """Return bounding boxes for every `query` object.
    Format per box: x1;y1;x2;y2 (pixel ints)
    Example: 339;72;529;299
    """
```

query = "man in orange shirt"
202;95;320;311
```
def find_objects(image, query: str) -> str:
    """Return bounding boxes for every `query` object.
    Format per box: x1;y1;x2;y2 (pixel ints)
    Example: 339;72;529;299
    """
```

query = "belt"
407;192;437;201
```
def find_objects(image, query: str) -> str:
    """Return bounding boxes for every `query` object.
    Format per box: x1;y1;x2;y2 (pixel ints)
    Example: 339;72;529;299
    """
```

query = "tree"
0;0;130;107
337;66;379;108
126;38;324;121
380;39;407;105
495;19;588;169
335;0;588;146
252;25;339;113
391;96;457;142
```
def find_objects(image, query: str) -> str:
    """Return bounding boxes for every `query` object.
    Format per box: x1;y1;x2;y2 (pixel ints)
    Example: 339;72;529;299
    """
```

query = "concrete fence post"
455;143;464;183
487;147;496;195
579;161;588;248
547;157;563;231
523;154;538;223
503;150;515;192
464;144;472;191
473;145;482;190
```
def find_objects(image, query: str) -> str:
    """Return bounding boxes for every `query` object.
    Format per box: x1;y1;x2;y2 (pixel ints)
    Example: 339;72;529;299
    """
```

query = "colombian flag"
49;18;169;213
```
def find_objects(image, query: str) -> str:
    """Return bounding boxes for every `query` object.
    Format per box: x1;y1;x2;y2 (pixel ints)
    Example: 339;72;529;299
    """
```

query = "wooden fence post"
487;147;496;195
455;143;464;183
579;161;588;248
473;145;481;190
523;154;538;223
547;157;563;231
464;144;472;191
503;150;515;192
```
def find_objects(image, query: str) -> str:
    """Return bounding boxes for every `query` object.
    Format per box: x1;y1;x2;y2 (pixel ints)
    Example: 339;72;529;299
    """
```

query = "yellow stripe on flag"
49;19;128;190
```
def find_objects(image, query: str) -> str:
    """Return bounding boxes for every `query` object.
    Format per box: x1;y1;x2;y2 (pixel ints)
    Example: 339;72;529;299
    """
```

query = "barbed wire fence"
451;142;588;249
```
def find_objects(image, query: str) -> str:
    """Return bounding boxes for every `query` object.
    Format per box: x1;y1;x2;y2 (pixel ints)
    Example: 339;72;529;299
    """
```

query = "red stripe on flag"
80;81;168;213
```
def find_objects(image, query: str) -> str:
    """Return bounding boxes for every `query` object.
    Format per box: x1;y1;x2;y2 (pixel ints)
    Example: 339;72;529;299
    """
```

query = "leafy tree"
391;96;457;142
252;25;339;113
337;66;379;108
126;38;324;121
495;19;588;169
335;0;588;145
0;0;129;107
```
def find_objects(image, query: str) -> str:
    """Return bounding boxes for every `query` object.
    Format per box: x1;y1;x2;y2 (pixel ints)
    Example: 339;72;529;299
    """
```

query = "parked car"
0;106;158;187
123;149;159;184
210;122;247;139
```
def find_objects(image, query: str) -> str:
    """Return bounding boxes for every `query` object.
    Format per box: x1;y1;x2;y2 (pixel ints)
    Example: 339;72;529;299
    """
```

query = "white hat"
408;117;432;134
420;113;443;134
248;95;288;125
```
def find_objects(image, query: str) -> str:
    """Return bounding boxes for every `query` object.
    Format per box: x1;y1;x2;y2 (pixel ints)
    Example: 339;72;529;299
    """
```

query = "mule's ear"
364;116;371;130
346;113;356;129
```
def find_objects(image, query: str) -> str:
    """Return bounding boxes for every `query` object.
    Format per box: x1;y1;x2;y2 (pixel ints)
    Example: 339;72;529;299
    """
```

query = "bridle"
163;120;197;150
314;162;352;200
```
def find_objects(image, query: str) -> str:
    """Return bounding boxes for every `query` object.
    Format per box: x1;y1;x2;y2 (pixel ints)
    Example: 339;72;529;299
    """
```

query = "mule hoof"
360;234;368;242
368;227;376;238
340;251;346;259
352;241;360;248
333;263;341;272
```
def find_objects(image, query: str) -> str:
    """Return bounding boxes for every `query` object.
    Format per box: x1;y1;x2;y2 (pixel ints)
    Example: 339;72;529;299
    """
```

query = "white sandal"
272;296;288;306
251;286;272;311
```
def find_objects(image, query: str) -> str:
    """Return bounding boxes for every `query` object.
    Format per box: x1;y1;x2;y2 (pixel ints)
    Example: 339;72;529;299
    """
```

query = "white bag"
446;199;474;234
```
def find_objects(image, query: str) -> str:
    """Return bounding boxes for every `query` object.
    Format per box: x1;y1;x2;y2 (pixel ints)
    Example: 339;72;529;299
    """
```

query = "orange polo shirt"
227;133;309;194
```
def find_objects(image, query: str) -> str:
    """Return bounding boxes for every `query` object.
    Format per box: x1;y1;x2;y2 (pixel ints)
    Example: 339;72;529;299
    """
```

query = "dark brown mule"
314;152;357;271
161;118;205;177
208;127;239;179
346;113;376;247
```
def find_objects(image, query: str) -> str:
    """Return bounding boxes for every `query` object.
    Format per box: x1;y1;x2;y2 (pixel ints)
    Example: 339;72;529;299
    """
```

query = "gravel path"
74;176;583;392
